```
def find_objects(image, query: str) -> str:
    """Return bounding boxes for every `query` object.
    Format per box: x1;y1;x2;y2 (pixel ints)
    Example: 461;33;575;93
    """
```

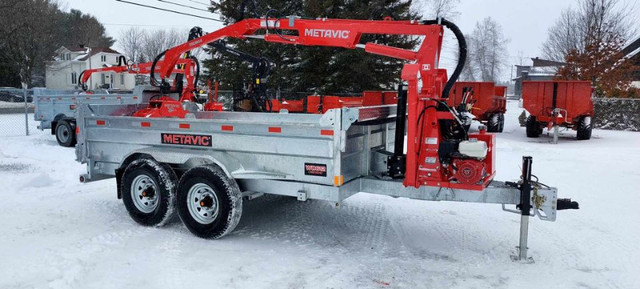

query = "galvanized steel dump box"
33;87;142;130
76;102;415;202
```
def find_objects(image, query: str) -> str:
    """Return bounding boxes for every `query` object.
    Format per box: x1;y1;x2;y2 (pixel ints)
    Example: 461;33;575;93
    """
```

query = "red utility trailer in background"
522;80;593;140
448;82;507;132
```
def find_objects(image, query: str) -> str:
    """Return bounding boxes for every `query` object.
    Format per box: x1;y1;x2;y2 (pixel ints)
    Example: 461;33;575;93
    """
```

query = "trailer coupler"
557;198;580;210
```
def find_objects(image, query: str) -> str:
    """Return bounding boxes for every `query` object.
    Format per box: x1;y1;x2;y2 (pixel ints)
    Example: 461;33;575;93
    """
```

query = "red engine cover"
452;159;486;185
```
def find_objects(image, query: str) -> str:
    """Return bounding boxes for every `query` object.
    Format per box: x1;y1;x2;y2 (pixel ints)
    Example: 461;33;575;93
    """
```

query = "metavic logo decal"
161;133;212;147
304;29;349;39
304;163;327;177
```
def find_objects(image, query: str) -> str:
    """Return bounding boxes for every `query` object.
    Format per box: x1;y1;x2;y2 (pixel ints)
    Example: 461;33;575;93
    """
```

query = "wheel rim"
56;124;70;143
187;183;219;224
130;174;159;213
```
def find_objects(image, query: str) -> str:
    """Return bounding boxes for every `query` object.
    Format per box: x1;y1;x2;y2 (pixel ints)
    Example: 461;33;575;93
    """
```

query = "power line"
114;0;224;22
187;0;211;6
157;0;210;12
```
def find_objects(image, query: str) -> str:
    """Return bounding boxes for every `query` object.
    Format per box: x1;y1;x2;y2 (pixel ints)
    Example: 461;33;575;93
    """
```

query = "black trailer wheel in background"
498;113;505;133
121;159;178;226
177;164;243;239
576;116;592;140
526;115;542;138
55;119;76;147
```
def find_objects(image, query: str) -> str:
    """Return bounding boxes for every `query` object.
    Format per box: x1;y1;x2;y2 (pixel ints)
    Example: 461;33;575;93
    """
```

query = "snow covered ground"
0;103;638;289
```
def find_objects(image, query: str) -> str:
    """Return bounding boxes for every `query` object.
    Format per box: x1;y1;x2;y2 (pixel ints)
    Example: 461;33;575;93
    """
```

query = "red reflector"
141;122;151;127
96;120;106;126
117;96;122;100
221;125;234;131
133;96;139;100
268;127;282;133
71;97;76;101
321;129;334;136
76;127;79;134
101;96;106;100
179;123;190;129
69;105;76;110
86;96;91;100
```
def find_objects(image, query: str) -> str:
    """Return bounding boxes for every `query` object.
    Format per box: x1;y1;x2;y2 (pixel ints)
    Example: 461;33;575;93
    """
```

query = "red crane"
142;16;493;190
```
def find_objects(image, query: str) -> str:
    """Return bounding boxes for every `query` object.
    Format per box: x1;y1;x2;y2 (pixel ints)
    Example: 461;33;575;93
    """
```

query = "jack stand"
511;214;534;263
552;125;559;144
511;156;535;263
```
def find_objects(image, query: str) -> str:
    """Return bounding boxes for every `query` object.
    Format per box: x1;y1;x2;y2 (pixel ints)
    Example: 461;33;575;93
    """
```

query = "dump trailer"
522;81;593;141
76;90;575;261
74;15;579;261
448;82;506;132
33;87;142;147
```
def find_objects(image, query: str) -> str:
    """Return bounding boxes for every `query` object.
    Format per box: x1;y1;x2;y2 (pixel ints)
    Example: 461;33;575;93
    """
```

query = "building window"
101;55;106;62
71;72;77;84
66;53;71;60
120;74;125;85
101;73;106;85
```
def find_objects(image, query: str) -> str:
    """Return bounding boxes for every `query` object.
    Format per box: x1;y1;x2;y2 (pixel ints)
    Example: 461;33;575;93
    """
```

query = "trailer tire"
177;165;243;239
526;115;542;138
121;159;178;227
576;116;592;140
498;113;505;133
487;114;500;132
55;119;76;147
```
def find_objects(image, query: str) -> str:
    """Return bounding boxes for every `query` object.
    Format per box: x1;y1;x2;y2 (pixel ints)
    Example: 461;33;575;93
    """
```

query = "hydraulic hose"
78;71;87;91
116;55;127;67
188;55;200;91
150;50;167;87
420;18;467;100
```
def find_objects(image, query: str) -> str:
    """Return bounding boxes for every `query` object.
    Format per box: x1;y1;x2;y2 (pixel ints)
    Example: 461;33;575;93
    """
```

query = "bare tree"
457;33;476;81
142;29;184;62
118;27;146;62
466;17;509;82
543;0;637;61
415;0;460;19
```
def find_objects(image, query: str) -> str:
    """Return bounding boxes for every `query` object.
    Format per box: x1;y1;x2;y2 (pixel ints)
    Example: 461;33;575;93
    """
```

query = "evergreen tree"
0;1;113;87
204;0;420;95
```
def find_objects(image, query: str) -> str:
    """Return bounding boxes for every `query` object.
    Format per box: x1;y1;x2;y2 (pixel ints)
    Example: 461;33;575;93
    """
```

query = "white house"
45;46;136;90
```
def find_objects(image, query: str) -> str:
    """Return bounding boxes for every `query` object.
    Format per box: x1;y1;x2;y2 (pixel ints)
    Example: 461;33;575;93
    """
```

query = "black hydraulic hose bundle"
150;50;200;94
390;17;468;175
420;18;467;100
150;50;167;88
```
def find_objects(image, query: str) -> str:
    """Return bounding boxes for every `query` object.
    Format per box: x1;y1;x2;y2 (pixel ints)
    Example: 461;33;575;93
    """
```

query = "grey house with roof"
512;57;566;98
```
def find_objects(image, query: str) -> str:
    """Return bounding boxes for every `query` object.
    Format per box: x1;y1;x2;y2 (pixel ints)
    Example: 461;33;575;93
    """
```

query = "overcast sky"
61;0;639;81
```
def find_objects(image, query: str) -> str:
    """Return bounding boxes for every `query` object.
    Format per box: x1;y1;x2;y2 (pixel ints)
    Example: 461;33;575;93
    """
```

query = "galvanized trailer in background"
33;87;141;146
74;89;571;260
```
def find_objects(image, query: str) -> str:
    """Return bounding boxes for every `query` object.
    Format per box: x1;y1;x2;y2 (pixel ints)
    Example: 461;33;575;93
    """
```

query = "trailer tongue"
75;15;579;261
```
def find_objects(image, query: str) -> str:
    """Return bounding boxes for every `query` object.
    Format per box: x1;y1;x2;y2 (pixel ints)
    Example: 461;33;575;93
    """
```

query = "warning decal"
304;163;327;177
